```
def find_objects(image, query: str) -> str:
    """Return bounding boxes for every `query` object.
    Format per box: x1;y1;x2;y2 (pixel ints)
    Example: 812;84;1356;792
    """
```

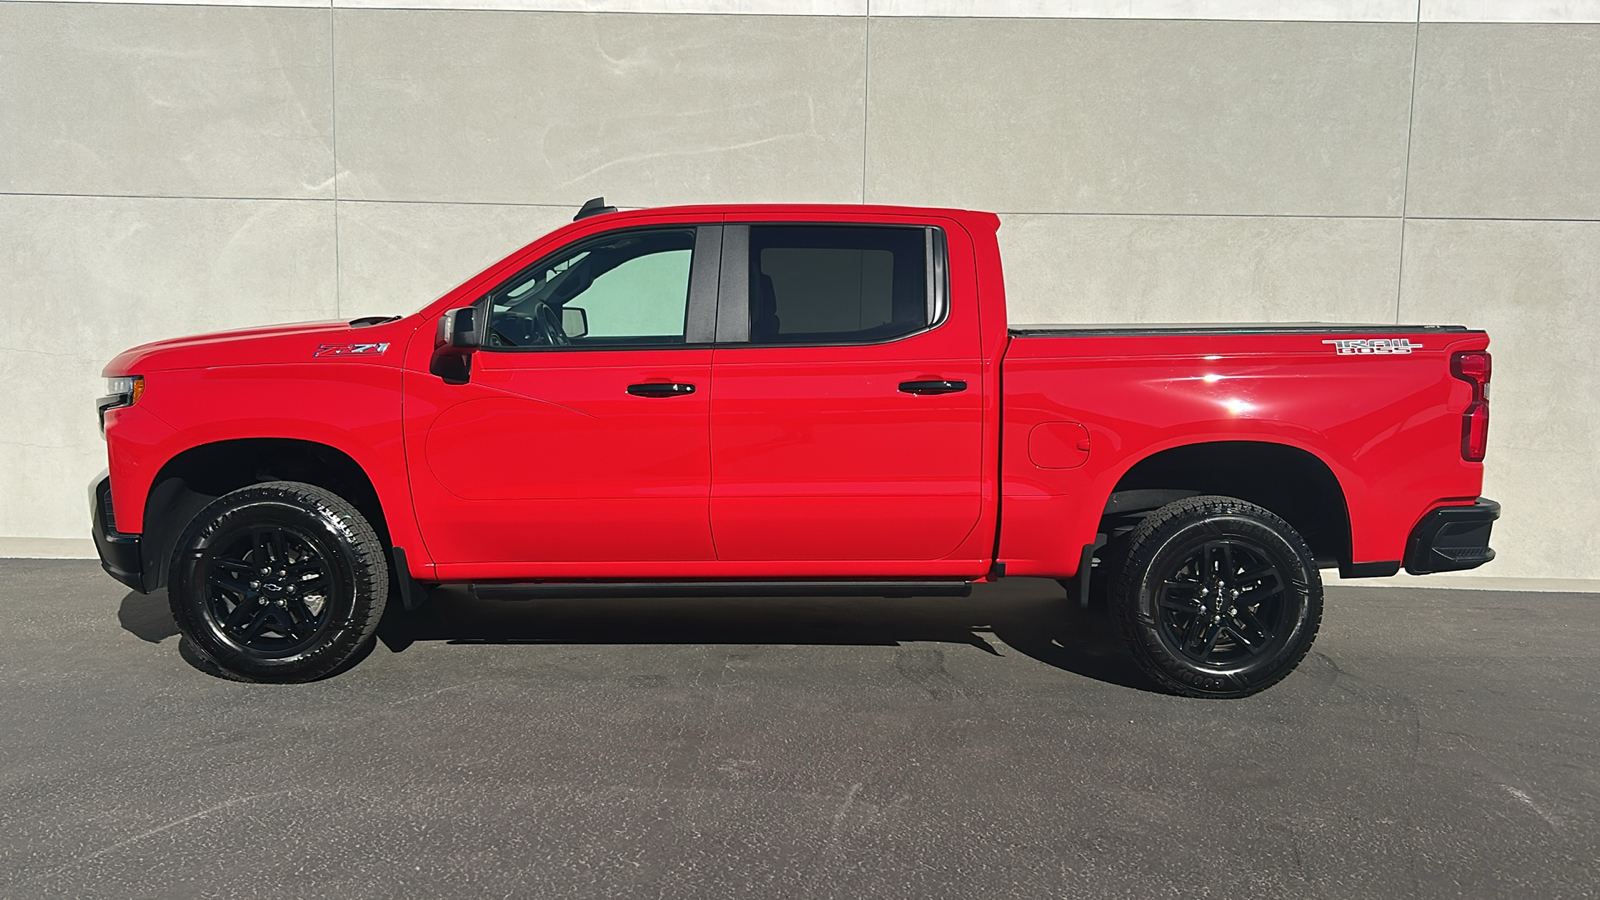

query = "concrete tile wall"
1399;23;1600;579
999;215;1402;326
335;201;573;318
333;10;867;206
1399;220;1600;582
1407;24;1600;219
865;19;1415;216
0;2;334;200
0;194;337;540
1;2;1595;583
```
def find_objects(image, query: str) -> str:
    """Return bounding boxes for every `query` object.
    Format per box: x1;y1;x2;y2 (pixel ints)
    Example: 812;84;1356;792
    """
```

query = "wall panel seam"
6;193;1597;225
860;12;870;203
989;212;1404;220
0;191;577;211
330;4;342;317
13;0;1600;22
1395;14;1421;324
0;191;334;203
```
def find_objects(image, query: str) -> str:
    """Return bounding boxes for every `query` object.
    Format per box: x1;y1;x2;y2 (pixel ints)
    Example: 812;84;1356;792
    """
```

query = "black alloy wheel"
168;481;388;682
1109;495;1322;698
201;525;339;657
1154;538;1288;668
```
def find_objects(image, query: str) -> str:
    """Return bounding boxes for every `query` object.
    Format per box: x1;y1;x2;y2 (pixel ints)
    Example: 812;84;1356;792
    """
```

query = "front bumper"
1404;498;1500;576
89;471;147;593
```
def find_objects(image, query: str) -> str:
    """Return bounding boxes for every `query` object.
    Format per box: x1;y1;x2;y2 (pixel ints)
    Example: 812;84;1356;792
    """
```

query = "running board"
471;580;973;600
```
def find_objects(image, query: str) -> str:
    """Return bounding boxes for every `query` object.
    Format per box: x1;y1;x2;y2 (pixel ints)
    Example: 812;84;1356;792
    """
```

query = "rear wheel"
168;481;388;682
1109;495;1322;698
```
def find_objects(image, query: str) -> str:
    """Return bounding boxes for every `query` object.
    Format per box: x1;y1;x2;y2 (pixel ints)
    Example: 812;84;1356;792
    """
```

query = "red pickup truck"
91;200;1498;697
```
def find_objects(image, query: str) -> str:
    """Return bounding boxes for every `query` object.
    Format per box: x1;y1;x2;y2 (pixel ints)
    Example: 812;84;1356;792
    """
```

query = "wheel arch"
140;438;392;592
1096;439;1353;571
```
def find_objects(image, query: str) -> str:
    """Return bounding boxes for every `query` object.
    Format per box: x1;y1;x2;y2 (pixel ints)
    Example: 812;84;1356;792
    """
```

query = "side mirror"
430;307;481;384
438;306;482;349
562;307;589;340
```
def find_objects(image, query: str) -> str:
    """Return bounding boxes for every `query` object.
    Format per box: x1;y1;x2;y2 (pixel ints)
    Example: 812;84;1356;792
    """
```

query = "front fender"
104;362;422;566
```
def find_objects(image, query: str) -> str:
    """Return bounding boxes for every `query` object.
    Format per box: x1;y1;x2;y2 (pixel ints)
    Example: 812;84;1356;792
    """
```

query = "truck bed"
996;322;1492;577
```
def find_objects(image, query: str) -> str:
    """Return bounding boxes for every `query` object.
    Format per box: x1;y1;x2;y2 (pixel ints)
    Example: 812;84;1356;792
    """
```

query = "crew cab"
91;200;1499;697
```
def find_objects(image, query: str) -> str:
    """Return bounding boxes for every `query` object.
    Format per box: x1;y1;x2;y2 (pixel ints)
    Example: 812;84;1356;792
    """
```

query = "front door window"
485;228;696;349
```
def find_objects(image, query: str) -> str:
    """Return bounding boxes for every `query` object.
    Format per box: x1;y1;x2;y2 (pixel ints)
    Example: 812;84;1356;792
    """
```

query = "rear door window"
747;226;931;344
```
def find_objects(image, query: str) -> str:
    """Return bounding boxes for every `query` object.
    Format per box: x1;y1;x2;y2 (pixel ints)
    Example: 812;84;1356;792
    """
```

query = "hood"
103;317;417;376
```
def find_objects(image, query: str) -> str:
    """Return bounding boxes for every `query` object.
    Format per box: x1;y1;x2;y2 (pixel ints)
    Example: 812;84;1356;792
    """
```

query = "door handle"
899;380;967;395
627;382;696;397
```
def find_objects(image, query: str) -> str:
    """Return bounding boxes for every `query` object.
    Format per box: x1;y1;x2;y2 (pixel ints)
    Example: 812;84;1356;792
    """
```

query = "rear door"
708;220;985;564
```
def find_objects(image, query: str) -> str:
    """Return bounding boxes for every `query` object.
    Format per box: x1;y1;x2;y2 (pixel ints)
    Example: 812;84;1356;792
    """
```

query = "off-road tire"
168;481;388;682
1109;495;1322;698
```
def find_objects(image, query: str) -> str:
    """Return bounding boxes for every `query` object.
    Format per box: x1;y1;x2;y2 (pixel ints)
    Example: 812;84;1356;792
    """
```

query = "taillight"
1450;350;1491;462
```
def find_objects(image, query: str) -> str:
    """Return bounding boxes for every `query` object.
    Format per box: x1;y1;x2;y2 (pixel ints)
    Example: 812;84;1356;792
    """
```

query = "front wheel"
168;481;388;682
1109;495;1323;698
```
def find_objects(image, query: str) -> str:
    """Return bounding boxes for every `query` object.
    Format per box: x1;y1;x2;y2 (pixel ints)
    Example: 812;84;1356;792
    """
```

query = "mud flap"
389;546;430;611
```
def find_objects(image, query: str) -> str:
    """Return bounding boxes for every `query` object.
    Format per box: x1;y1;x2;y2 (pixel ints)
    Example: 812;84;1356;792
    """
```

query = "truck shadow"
118;590;181;643
377;577;1158;693
116;578;1156;693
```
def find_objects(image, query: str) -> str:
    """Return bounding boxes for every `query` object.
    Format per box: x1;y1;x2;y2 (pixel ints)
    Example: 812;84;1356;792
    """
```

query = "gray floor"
0;559;1595;899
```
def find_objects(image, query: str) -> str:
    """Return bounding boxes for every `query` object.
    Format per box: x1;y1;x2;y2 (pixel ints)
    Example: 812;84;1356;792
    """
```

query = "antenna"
573;197;618;221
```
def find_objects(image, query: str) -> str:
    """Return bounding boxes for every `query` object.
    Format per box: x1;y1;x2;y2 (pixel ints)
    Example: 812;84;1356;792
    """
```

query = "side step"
471;580;973;600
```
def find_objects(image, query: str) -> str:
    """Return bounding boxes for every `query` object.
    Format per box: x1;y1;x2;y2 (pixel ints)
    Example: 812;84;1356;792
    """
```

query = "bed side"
997;326;1491;578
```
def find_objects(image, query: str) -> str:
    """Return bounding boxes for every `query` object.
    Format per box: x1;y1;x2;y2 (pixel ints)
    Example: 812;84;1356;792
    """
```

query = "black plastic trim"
574;197;618;220
472;580;973;600
1338;560;1402;579
1404;498;1500;576
898;380;966;395
89;472;147;593
626;382;696;397
685;225;722;345
715;224;750;343
390;547;430;611
1104;489;1200;516
1073;533;1108;609
1010;324;1481;338
97;392;134;434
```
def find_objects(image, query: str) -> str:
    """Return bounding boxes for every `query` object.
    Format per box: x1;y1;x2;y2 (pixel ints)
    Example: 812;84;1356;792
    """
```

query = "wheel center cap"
263;583;282;594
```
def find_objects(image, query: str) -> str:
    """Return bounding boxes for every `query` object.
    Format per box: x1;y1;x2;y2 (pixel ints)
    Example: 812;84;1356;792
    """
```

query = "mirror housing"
562;307;589;340
430;307;481;384
438;306;482;349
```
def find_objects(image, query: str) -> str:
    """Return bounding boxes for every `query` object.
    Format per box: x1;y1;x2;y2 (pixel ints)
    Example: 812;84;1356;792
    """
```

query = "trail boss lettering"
1322;338;1424;355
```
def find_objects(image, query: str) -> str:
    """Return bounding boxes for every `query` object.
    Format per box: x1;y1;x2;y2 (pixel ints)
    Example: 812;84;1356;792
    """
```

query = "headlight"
97;375;144;435
105;376;144;405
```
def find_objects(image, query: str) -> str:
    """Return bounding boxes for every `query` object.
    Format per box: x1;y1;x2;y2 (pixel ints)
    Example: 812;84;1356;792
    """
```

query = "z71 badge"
1322;338;1422;355
313;342;389;358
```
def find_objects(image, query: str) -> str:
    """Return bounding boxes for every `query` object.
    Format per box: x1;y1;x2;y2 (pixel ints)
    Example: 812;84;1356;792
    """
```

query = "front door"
408;224;722;573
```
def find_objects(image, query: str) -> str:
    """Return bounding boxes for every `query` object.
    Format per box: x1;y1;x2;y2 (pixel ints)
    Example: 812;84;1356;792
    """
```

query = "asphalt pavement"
0;558;1595;899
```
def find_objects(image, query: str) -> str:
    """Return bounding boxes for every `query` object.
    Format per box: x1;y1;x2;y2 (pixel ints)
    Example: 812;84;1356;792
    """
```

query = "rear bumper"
89;471;148;593
1404;498;1500;576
